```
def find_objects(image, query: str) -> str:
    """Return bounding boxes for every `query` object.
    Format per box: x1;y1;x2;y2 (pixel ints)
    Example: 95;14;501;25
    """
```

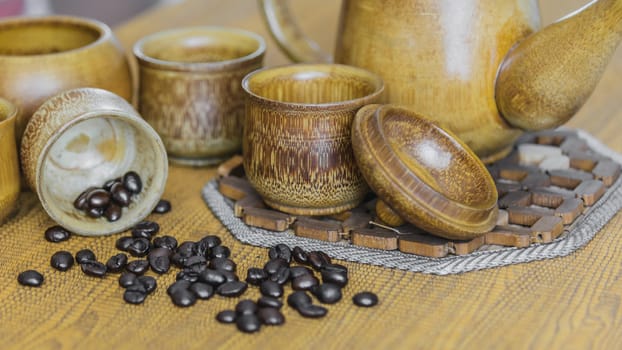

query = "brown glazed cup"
133;26;266;166
242;63;384;216
20;88;168;236
0;16;132;145
0;98;19;225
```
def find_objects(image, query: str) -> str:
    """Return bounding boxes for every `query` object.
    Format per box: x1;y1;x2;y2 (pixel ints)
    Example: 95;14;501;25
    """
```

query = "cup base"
263;198;360;216
168;154;231;167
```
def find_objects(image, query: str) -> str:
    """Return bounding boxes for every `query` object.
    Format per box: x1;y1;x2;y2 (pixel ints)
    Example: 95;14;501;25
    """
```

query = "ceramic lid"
351;104;498;240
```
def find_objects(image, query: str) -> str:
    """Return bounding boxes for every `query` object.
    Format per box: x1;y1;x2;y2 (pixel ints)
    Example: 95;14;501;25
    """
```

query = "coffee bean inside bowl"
73;171;143;222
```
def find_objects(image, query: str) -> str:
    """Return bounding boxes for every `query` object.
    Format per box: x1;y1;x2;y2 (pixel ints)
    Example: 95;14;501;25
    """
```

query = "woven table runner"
202;129;622;275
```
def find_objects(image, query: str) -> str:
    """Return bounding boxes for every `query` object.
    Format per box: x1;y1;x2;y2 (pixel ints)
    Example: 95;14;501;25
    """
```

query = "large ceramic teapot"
260;0;622;162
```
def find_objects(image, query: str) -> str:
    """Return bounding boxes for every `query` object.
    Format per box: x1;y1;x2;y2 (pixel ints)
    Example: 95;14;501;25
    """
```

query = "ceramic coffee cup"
0;16;132;145
133;26;266;166
242;63;384;216
20;88;168;236
0;98;19;225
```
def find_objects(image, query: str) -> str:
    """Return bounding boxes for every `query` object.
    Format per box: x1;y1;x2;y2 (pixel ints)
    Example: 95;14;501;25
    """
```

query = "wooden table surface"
2;1;622;349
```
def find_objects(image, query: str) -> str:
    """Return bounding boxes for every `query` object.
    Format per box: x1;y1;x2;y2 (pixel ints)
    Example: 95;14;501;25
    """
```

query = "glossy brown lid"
351;104;498;240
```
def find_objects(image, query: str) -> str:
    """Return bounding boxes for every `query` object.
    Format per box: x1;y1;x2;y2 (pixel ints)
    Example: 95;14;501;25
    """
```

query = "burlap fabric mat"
2;129;622;349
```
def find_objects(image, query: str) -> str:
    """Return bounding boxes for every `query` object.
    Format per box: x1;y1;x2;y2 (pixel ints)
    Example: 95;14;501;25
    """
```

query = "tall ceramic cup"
242;64;384;216
133;27;266;166
0;98;19;225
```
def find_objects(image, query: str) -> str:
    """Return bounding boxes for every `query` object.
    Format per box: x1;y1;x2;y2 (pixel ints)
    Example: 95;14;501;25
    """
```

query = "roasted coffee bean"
353;292;378;307
106;253;128;273
167;280;191;296
104;204;122;222
138;276;157;294
149;255;171;274
291;274;319;291
152;199;171;214
170;289;196;307
258;307;285;326
102;179;120;192
184;255;207;268
321;263;348;274
210;257;236;272
73;188;93;210
189;282;214;300
307;251;328;270
320;268;348;288
115;236;134;251
86;189;111;208
123;171;142;194
17;270;43;287
216;281;248;297
119;272;138;288
269;244;292;263
317;251;332;265
235;299;258;315
297;304;328;318
199;235;221;249
86;206;104;218
44;226;71;243
289;266;313;280
170;253;186;268
126;281;147;294
153;236;178;250
75;249;96;264
236;314;261;333
216;310;236;324
131;221;159;239
123;288;147;304
127;238;150;257
199;269;227;286
311;283;342;304
292;246;308;264
263;258;288;275
246;267;268;286
257;296;283;309
221;270;239;283
209;245;230;259
287;291;312;309
260;280;283;298
149;247;172;259
176;270;200;283
81;261;107;277
270;266;290;285
176;241;196;257
126;260;150;275
111;182;131;207
50;251;74;271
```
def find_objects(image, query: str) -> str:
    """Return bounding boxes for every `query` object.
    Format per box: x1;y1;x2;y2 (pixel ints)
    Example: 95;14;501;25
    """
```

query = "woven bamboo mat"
2;154;622;349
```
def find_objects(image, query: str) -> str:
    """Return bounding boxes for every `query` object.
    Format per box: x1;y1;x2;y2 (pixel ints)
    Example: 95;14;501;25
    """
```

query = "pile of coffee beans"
18;201;379;335
73;171;143;222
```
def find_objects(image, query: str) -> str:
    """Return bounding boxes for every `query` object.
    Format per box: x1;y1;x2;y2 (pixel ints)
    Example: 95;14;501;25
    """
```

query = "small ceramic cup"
0;98;19;224
20;88;168;236
133;26;266;166
242;63;384;216
0;15;132;145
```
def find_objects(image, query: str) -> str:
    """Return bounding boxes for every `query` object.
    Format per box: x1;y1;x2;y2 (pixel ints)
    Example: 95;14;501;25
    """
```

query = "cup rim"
133;26;266;72
0;97;17;124
0;15;111;58
241;63;385;111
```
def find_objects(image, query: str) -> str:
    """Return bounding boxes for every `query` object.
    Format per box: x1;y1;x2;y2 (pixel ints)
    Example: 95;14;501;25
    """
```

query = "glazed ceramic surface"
242;63;383;216
20;88;168;236
0;98;19;225
134;26;266;166
351;105;498;239
261;0;622;162
0;16;132;144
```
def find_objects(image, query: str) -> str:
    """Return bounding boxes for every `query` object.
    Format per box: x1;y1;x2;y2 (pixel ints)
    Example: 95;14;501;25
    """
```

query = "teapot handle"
258;0;332;63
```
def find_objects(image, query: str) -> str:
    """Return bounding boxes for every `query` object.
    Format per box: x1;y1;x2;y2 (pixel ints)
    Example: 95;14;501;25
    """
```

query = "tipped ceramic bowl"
20;88;168;236
0;15;132;144
351;105;498;240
